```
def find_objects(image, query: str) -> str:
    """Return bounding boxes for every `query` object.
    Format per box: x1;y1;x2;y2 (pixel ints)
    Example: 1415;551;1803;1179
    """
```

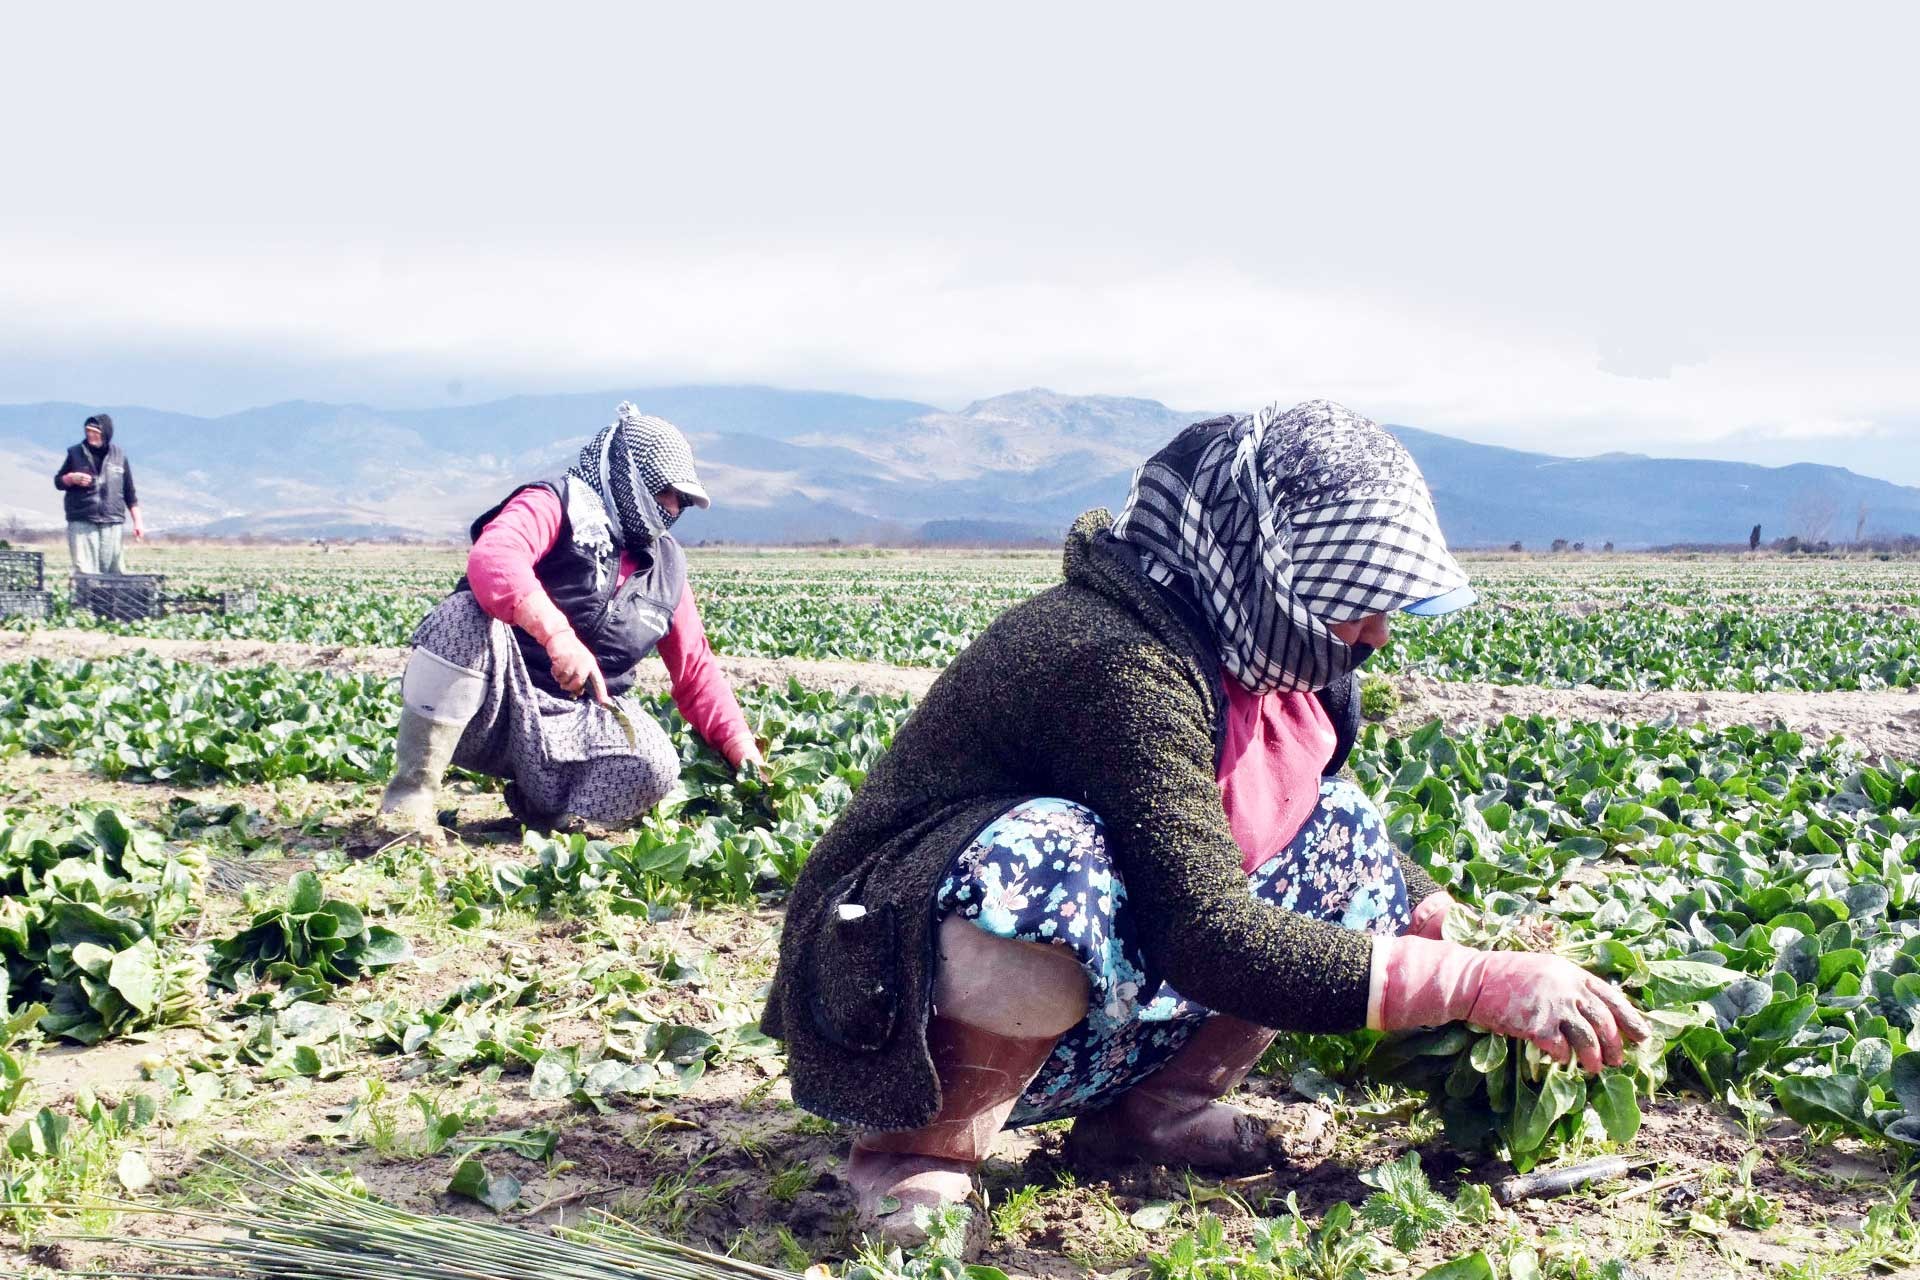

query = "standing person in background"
55;413;143;573
374;402;766;843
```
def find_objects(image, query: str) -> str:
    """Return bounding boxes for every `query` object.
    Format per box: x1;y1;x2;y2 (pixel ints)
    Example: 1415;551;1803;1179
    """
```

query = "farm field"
4;543;1920;1279
11;541;1920;692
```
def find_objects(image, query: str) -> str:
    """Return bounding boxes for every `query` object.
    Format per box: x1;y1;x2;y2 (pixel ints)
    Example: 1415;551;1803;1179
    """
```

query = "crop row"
1386;604;1920;691
13;583;1920;695
8;648;1920;1170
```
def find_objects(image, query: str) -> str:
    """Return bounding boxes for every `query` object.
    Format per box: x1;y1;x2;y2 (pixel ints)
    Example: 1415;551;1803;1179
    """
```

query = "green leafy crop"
0;809;207;1044
210;871;410;999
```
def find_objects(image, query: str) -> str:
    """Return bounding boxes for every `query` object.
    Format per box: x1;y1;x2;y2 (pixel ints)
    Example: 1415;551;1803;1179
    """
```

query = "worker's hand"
63;471;94;488
1407;891;1457;940
1372;935;1651;1074
131;518;146;541
546;630;610;705
732;739;767;779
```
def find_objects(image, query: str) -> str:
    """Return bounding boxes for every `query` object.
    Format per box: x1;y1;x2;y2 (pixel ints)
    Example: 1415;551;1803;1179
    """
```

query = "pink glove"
513;593;609;706
1407;891;1456;940
1369;934;1651;1074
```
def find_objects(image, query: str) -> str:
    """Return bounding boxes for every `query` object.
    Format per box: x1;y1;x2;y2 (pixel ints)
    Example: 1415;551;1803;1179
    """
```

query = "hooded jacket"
55;415;136;525
761;509;1439;1131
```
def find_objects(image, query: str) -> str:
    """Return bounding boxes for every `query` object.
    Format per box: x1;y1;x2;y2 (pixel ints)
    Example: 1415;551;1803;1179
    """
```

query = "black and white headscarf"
569;403;709;549
1112;399;1470;693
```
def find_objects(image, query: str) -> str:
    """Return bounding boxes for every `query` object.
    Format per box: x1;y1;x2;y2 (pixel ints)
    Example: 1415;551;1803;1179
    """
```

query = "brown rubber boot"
848;1015;1058;1250
1063;1013;1332;1173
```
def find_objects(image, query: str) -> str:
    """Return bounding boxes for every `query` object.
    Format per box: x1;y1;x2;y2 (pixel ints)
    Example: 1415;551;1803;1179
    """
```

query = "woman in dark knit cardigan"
762;401;1648;1244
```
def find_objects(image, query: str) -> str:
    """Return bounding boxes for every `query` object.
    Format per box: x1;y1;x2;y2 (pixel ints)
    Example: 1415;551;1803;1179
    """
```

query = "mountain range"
4;386;1918;548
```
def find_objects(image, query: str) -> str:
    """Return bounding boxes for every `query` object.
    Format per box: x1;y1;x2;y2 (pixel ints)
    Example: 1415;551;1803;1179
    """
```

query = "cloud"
4;3;1920;483
4;236;1920;484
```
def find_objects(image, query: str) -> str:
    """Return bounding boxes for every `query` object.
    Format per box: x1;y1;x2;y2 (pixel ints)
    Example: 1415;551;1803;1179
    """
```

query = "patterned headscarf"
1112;399;1471;693
569;403;710;549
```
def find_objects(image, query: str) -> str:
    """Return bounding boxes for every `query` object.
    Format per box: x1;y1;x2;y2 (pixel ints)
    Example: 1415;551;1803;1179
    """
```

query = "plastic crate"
0;589;50;621
0;550;44;593
159;587;259;617
73;572;167;622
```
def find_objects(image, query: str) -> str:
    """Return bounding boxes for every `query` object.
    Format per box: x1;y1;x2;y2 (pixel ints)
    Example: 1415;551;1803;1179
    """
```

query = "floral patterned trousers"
934;778;1411;1126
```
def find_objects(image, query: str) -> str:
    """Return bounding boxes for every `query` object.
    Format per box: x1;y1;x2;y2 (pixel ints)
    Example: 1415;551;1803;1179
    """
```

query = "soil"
6;803;1910;1280
9;616;1920;1277
1396;674;1920;762
0;627;942;699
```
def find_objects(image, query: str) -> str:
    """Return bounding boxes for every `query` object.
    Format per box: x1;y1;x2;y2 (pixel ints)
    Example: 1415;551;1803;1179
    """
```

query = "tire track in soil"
9;626;1920;759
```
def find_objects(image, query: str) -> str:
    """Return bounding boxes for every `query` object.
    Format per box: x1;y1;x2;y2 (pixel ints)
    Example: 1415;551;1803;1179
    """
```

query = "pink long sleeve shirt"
466;488;756;767
1215;678;1339;874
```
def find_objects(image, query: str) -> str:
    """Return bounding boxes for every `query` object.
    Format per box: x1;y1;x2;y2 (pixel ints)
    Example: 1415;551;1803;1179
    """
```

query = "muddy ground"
6;748;1918;1279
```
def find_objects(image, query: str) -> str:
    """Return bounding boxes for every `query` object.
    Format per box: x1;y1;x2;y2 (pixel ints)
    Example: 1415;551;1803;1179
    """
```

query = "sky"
4;3;1919;483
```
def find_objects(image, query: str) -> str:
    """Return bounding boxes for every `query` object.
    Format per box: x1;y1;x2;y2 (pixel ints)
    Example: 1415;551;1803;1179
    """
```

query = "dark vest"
463;476;688;698
62;443;128;524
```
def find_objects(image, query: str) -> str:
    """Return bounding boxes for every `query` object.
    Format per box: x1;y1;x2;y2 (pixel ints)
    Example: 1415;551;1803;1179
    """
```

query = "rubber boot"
848;1015;1058;1251
1062;1013;1332;1173
375;707;464;846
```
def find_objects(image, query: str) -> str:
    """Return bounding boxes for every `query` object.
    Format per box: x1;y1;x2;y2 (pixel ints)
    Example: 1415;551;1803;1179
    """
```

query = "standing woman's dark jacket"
762;510;1440;1131
55;418;136;524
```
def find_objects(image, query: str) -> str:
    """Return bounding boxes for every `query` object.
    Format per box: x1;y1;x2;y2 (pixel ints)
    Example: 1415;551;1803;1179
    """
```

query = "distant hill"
4;386;1918;548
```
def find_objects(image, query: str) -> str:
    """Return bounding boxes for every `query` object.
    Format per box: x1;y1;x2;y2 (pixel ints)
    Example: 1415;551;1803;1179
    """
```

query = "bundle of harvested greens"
1374;905;1728;1171
57;1157;801;1280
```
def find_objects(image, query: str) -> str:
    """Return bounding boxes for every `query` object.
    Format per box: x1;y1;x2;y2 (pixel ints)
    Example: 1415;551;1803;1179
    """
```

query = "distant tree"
1572;541;1586;552
1791;487;1839;543
1603;541;1615;552
1782;535;1802;553
1508;541;1523;553
1550;538;1570;553
1749;524;1762;551
1856;502;1870;545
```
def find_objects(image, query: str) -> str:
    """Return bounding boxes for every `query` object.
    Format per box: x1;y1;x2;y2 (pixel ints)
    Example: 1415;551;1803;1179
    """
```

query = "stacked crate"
0;550;51;620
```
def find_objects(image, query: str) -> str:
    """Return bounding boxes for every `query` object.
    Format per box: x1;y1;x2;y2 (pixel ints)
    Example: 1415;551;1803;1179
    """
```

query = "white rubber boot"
375;651;484;845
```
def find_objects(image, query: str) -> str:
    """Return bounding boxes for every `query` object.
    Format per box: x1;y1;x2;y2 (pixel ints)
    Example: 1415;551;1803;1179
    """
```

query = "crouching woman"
762;401;1649;1246
376;404;763;840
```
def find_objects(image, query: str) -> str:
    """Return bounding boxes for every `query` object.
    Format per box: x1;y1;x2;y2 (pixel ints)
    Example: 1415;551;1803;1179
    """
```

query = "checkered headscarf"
1112;399;1470;693
570;403;708;549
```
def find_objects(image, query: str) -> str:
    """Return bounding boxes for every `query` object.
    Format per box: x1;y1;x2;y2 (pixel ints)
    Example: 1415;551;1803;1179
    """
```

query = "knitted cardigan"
760;510;1439;1131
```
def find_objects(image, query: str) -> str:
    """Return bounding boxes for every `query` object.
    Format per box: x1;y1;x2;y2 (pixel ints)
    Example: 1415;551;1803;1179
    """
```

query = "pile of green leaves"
0;809;207;1044
210;871;409;999
1338;715;1920;1159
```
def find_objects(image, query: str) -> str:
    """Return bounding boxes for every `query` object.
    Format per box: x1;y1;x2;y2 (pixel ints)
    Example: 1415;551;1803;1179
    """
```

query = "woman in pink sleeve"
374;403;762;842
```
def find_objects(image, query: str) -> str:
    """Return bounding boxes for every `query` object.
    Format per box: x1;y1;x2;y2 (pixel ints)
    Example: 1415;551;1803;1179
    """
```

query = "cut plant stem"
1493;1155;1647;1204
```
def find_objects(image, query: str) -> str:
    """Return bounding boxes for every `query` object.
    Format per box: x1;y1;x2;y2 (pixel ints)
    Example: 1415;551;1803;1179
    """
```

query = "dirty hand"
546;631;610;705
1370;934;1651;1074
1407;891;1457;940
63;471;94;488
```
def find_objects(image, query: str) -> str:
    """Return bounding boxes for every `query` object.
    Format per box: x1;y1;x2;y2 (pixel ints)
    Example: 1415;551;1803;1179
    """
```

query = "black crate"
73;572;167;622
0;589;50;621
0;550;44;593
159;587;259;617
